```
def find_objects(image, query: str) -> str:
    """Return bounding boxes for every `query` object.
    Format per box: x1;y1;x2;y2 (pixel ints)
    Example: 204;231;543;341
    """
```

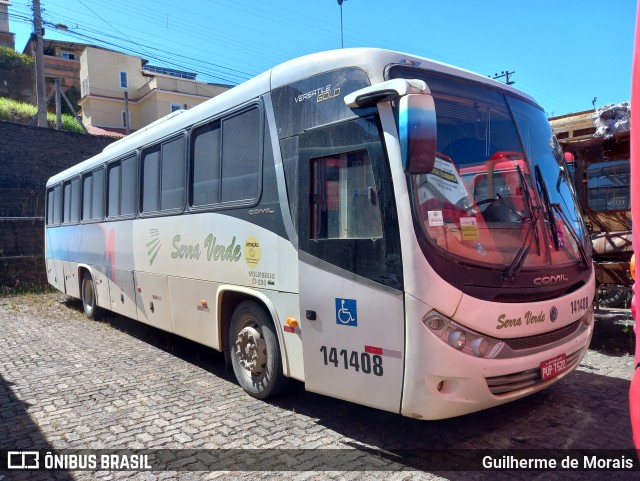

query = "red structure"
630;0;640;451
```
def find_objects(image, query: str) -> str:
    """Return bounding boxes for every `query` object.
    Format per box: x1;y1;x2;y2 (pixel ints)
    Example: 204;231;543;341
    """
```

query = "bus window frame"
139;133;188;218
106;152;139;221
46;184;62;227
187;101;264;214
80;166;106;224
61;175;82;226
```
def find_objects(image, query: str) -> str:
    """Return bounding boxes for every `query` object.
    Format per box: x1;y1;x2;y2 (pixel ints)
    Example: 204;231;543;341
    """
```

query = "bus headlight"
422;311;503;359
448;330;466;350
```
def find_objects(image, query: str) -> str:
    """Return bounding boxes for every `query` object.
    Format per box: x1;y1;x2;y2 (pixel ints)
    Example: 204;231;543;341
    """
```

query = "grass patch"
0;284;54;297
0;97;85;133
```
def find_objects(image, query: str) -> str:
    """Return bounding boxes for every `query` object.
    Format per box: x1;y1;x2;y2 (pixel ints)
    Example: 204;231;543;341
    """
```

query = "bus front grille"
502;320;582;351
486;349;582;395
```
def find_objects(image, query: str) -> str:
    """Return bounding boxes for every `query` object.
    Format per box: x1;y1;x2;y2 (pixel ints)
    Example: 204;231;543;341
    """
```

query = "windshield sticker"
426;157;470;206
460;217;479;241
428;210;444;226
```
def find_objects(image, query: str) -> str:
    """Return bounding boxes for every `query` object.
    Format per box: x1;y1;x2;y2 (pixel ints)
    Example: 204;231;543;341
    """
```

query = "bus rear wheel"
81;271;98;319
229;300;288;399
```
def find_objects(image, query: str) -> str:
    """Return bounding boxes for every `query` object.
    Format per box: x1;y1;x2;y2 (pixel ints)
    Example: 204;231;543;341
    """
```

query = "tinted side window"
161;137;186;210
70;177;81;223
82;174;92;221
310;150;383;239
46;188;56;225
190;107;261;208
63;181;72;224
298;116;403;289
82;169;105;221
108;162;121;217
53;184;62;225
191;121;221;206
142;137;185;214
91;168;105;220
141;146;161;213
121;155;137;215
107;154;138;218
221;108;260;203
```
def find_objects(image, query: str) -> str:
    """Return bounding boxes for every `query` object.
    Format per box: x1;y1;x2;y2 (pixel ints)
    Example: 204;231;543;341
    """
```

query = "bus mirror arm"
344;79;436;175
344;79;428;108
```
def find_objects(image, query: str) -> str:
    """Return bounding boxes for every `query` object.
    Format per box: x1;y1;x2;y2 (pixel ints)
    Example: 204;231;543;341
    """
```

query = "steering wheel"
475;194;525;222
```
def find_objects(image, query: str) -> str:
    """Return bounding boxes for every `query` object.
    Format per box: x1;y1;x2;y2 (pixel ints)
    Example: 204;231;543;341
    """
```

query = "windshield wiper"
504;204;541;281
504;165;540;281
534;165;561;251
550;203;590;270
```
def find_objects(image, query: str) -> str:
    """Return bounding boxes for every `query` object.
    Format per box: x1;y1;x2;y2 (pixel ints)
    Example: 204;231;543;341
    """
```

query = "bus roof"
47;48;538;187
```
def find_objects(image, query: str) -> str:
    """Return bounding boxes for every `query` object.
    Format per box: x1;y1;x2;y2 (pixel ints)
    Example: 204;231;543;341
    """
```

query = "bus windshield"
397;72;588;274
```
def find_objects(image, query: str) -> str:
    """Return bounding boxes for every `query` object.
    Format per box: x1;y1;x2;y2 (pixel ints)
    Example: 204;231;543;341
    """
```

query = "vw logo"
550;306;559;322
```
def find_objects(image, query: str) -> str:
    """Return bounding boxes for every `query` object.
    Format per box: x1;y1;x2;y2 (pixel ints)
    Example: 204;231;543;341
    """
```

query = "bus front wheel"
229;300;288;399
81;271;98;319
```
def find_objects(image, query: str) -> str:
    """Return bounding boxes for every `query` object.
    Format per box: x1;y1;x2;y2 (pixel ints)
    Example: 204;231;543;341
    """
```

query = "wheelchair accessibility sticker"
335;298;357;326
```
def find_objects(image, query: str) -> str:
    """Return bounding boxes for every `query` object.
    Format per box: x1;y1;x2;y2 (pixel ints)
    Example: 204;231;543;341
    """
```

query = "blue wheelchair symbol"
335;298;357;327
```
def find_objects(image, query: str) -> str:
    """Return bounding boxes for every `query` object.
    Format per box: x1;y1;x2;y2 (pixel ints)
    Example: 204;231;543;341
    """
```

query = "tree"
0;46;35;72
0;47;35;102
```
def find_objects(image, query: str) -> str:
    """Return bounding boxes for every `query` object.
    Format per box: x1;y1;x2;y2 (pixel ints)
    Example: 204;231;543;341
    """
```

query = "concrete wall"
0;121;115;289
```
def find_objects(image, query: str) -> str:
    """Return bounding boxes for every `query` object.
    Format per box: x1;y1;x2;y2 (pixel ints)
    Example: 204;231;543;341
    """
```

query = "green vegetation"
0;97;85;133
0;46;34;72
0;46;83;133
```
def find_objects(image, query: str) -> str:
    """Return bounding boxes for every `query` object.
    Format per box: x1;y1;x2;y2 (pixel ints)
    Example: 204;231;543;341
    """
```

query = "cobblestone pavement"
0;293;636;481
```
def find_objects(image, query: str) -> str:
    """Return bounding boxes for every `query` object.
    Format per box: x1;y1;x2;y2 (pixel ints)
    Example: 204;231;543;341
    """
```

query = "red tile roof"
85;125;129;138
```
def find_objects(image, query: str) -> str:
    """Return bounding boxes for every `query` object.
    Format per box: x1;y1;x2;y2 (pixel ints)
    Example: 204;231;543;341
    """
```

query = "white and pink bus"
45;49;594;419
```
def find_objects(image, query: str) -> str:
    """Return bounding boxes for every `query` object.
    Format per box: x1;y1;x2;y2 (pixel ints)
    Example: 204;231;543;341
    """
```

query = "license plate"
540;354;567;380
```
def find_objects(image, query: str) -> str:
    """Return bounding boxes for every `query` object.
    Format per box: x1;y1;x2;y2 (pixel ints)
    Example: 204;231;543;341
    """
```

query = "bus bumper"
400;296;593;420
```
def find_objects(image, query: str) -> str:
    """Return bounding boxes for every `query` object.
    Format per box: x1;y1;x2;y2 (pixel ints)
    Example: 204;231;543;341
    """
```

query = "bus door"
296;115;406;414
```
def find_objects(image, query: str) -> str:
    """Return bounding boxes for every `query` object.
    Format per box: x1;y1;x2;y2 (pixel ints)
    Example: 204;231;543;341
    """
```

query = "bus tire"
229;300;288;399
81;271;98;319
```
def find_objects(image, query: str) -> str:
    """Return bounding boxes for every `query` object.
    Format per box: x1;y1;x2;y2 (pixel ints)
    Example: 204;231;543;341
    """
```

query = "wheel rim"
83;278;94;312
234;326;267;375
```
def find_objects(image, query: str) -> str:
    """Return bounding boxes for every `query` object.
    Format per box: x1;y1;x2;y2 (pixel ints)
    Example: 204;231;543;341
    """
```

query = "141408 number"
320;346;383;376
570;296;590;314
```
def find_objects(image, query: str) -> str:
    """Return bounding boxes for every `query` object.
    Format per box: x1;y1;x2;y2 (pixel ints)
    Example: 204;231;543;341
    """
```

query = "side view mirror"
399;93;437;174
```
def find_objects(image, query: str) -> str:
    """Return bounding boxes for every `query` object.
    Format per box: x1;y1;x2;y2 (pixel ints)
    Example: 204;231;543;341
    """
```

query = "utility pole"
491;70;515;86
33;0;47;127
337;0;346;49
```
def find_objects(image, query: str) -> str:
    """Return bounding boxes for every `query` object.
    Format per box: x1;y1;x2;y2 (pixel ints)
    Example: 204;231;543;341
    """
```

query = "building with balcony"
22;37;91;93
78;47;229;135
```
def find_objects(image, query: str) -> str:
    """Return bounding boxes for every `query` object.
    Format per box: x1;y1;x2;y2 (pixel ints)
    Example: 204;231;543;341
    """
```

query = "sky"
6;0;637;117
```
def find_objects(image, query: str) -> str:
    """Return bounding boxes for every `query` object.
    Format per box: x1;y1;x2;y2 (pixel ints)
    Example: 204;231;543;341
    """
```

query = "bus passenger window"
70;177;81;223
310;151;383;240
141;147;161;213
91;168;105;220
221;108;260;203
63;181;72;224
161;137;186;210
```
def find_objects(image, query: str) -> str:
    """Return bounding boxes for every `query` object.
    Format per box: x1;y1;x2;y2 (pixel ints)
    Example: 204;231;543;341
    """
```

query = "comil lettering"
533;274;569;286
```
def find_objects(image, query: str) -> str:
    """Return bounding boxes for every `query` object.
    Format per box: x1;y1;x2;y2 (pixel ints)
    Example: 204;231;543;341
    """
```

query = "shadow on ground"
55;298;637;480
